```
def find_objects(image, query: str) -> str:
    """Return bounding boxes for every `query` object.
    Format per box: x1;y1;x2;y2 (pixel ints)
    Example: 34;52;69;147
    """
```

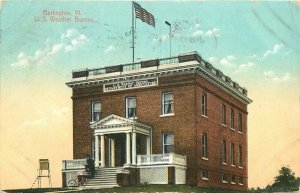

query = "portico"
90;114;152;168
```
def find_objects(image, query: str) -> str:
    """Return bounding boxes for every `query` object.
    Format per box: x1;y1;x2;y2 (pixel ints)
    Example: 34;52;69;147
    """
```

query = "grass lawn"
4;185;247;193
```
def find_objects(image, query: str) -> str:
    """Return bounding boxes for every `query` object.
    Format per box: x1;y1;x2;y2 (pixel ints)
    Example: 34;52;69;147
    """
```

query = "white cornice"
67;63;252;105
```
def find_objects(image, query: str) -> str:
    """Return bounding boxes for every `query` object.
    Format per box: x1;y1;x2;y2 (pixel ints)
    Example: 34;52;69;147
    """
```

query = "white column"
100;135;105;167
111;138;115;167
146;136;151;155
95;135;100;167
132;132;137;165
126;132;131;165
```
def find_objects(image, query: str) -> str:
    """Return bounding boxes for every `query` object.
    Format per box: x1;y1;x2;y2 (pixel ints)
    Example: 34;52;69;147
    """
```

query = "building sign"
103;78;158;92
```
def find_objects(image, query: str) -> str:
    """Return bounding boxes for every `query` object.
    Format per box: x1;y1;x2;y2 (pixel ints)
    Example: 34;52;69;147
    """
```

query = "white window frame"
238;145;242;168
91;101;101;122
201;169;209;180
231;175;236;184
222;173;228;183
230;109;234;130
201;93;207;116
238;176;244;185
201;133;208;159
222;140;227;164
230;143;235;166
162;133;174;154
221;104;226;125
161;92;174;115
126;96;136;119
238;112;242;132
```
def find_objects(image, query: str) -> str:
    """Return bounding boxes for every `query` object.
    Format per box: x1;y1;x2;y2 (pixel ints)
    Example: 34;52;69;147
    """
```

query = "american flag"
133;2;155;27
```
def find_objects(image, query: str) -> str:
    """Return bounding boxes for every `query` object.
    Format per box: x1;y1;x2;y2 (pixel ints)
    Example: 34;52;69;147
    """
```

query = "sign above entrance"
103;77;158;92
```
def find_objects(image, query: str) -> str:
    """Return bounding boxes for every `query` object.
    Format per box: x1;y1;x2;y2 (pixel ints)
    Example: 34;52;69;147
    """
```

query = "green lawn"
5;185;247;193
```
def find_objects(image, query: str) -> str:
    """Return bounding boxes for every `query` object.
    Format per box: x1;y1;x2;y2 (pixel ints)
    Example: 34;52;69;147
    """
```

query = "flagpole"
132;1;135;63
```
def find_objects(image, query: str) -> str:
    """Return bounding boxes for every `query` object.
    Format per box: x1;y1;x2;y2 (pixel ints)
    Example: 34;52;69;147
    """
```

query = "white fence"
62;159;86;170
137;153;187;166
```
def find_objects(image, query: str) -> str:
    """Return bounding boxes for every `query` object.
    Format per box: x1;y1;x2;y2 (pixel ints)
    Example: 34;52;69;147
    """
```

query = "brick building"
62;51;252;191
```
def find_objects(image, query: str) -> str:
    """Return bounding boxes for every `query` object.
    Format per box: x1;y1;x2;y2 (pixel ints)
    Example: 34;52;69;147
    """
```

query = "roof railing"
71;51;248;96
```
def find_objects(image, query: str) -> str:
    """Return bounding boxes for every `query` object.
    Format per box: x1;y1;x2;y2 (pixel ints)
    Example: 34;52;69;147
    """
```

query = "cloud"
204;28;220;37
152;34;170;43
208;55;256;73
264;70;291;82
263;43;284;58
11;29;89;68
104;45;116;53
52;107;69;118
20;106;70;129
152;21;220;44
236;62;256;73
219;55;236;67
20;118;48;129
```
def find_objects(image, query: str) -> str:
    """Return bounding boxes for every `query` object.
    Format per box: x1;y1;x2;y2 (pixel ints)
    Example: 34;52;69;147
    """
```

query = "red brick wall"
195;75;248;191
71;72;248;190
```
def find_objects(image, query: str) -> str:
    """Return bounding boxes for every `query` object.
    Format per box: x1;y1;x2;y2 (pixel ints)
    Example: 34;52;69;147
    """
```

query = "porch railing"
62;159;87;170
136;153;187;167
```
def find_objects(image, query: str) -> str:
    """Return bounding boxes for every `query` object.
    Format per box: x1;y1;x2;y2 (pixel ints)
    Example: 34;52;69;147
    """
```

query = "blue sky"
0;1;300;189
2;1;300;82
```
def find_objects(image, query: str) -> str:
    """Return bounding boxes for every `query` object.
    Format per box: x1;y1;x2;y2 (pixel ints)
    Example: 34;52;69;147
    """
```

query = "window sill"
128;117;138;120
238;183;244;186
222;181;228;184
202;157;209;161
201;115;208;119
222;124;227;127
231;164;236;167
230;128;235;131
238;166;243;169
202;177;209;181
231;182;236;185
160;113;175;117
222;162;227;165
238;131;243;134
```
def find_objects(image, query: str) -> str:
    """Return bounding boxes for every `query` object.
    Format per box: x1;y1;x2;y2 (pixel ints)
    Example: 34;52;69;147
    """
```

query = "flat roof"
66;51;252;104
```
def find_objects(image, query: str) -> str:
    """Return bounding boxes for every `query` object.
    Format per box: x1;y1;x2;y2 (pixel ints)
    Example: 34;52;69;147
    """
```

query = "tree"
268;166;299;192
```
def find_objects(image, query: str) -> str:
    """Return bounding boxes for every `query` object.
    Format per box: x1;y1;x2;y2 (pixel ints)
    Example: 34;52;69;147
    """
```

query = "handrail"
62;159;87;170
137;153;187;166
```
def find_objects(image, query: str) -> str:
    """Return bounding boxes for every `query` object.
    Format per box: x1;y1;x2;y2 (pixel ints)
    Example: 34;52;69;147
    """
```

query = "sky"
0;0;300;190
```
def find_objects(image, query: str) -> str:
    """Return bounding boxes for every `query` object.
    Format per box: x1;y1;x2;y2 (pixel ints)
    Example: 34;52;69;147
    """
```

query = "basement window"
202;170;209;180
222;173;228;183
238;176;244;185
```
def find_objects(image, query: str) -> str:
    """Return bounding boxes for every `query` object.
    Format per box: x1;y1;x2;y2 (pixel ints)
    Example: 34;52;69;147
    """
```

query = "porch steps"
83;167;119;188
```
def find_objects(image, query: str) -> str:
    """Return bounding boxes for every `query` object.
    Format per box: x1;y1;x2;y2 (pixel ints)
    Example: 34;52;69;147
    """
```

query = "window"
201;93;207;116
163;133;174;153
126;97;136;118
238;176;244;185
162;93;174;115
230;143;235;166
231;175;236;184
222;173;228;183
201;133;208;158
221;140;227;164
202;170;208;179
238;113;242;132
221;104;226;125
230;109;234;129
91;101;101;122
238;145;242;167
